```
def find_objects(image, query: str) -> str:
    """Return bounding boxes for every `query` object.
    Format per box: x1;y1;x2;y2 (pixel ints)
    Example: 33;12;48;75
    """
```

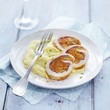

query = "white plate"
10;29;103;89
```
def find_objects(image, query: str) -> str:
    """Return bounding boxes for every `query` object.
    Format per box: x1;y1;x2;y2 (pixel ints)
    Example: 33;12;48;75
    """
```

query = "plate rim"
10;28;103;89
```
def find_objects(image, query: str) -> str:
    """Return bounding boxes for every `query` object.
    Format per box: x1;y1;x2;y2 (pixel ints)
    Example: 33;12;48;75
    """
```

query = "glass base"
14;17;39;30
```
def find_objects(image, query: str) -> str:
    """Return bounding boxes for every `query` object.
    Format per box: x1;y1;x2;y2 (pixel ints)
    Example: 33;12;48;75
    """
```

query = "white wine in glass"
14;0;39;30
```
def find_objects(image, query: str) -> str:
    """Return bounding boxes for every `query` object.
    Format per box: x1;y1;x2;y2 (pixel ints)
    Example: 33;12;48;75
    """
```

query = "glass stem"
22;0;30;18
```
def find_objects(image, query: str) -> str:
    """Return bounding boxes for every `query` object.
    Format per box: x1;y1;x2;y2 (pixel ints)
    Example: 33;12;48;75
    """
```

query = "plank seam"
2;86;9;110
88;0;95;110
3;5;24;110
91;80;95;110
77;1;92;109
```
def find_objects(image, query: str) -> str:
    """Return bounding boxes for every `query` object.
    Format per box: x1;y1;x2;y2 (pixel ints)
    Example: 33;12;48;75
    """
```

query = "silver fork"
12;32;53;96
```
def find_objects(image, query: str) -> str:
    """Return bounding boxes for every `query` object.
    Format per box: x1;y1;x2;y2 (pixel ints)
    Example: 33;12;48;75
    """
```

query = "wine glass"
14;0;39;30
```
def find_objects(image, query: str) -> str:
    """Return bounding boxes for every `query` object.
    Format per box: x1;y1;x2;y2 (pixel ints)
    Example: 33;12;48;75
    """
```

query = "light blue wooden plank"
6;85;92;110
91;0;110;32
93;60;110;110
2;0;92;110
0;0;23;58
0;79;7;110
91;0;110;110
77;82;92;110
0;0;24;110
5;89;78;110
19;0;89;38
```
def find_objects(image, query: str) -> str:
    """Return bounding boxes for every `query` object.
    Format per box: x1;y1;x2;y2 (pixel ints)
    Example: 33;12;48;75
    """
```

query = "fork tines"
36;32;53;52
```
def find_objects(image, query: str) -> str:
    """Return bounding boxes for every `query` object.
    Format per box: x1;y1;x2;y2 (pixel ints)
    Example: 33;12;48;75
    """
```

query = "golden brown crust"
46;37;88;81
47;71;72;81
49;55;74;73
47;65;85;80
46;54;74;81
66;46;86;64
58;36;81;49
53;36;81;50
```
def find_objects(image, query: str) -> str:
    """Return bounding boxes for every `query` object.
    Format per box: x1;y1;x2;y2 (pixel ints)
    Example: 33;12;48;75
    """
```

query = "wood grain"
91;0;110;110
0;0;23;58
5;89;79;110
0;0;23;110
0;80;7;110
91;0;110;32
0;0;96;110
93;60;110;110
20;0;89;38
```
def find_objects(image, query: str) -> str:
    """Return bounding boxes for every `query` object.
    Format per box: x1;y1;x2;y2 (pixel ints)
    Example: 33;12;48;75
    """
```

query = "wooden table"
0;0;110;110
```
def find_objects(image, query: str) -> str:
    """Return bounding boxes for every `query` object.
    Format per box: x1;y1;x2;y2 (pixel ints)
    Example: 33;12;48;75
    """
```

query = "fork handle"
12;55;40;96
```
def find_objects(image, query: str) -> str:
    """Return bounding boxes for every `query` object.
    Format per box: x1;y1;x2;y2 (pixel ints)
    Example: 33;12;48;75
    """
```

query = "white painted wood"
93;60;110;110
6;85;92;110
0;79;7;110
0;0;93;110
6;88;79;110
0;0;23;58
20;0;89;38
91;0;110;32
77;82;92;110
0;0;23;110
5;84;92;110
91;0;110;110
